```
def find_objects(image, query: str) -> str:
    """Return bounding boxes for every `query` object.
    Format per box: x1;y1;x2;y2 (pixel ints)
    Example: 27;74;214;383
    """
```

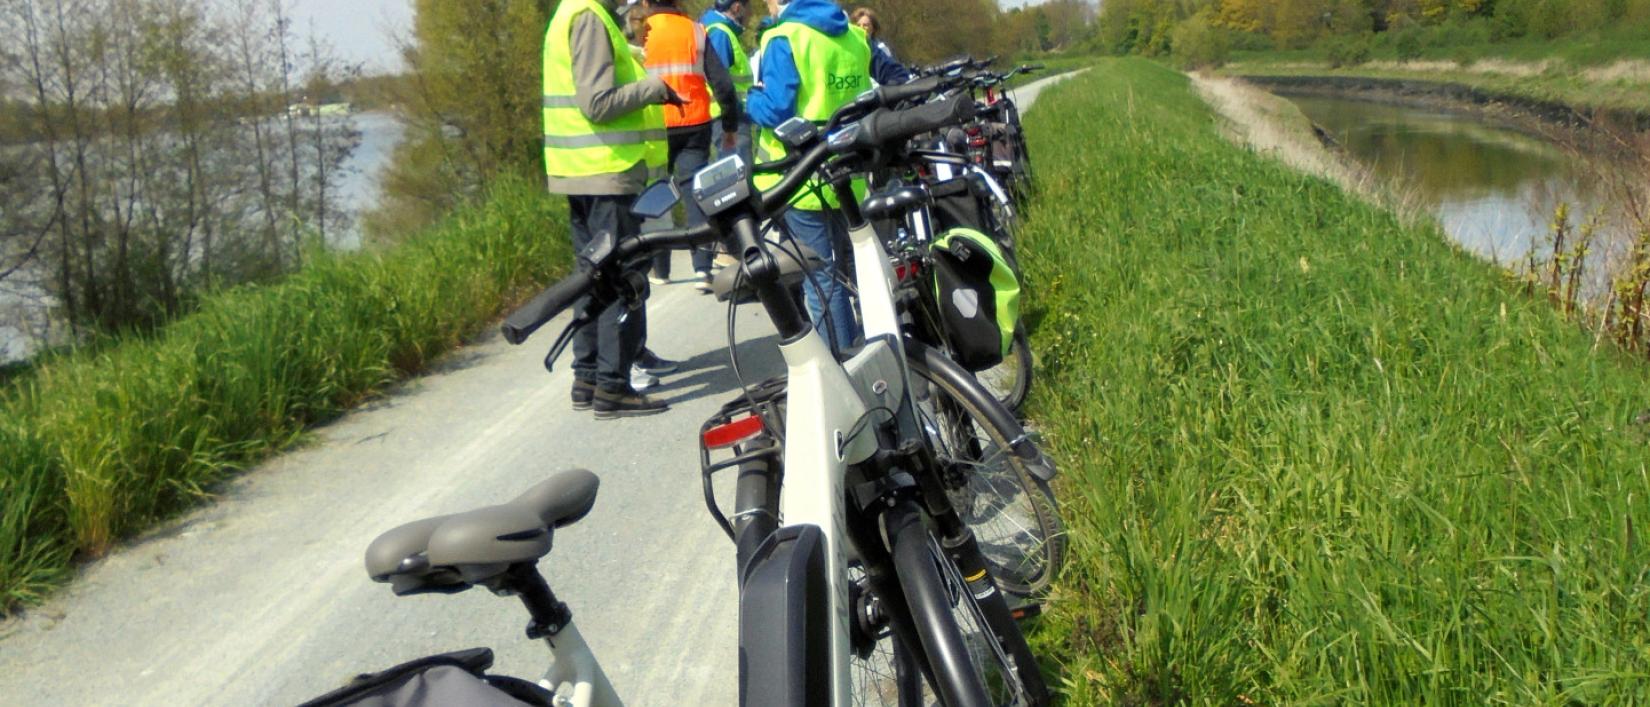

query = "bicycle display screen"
692;155;751;217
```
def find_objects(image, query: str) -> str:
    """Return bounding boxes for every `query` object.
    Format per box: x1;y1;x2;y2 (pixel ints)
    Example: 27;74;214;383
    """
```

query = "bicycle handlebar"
502;90;976;344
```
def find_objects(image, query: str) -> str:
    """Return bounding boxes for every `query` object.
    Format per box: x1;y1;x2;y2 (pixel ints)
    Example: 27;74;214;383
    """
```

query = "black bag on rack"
298;648;553;707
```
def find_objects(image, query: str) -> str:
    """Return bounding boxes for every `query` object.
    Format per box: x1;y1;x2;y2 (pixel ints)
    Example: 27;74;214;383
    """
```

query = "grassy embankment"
0;178;568;611
1225;37;1650;115
1018;60;1650;702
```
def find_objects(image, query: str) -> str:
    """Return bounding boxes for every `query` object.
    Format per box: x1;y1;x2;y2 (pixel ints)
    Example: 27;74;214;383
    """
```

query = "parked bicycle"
309;83;1051;707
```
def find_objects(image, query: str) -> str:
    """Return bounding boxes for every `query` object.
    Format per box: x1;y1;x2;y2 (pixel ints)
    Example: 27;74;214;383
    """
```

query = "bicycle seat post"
501;563;573;641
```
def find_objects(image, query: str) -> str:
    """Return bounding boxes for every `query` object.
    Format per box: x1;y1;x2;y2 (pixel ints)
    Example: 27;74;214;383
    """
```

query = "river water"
0;112;405;363
1280;94;1630;272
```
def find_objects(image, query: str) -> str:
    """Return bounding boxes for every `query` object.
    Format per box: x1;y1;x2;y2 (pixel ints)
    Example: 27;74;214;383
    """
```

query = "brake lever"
542;313;593;373
540;267;648;373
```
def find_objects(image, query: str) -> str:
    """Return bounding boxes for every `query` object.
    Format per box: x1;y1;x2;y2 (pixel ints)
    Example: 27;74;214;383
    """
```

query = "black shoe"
571;378;596;411
636;349;681;375
593;384;669;419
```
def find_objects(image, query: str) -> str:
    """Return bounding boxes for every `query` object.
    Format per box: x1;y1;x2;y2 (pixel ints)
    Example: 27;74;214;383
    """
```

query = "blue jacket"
746;0;851;129
871;38;911;86
700;9;743;75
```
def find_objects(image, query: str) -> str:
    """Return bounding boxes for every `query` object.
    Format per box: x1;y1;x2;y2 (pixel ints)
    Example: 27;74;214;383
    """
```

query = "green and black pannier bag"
929;227;1020;371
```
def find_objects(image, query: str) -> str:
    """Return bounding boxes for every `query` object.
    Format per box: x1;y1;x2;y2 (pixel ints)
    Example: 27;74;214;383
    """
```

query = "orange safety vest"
643;12;713;128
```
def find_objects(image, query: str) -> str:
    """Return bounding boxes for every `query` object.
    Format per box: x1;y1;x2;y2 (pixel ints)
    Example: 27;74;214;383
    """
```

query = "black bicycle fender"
907;339;1057;482
738;524;831;707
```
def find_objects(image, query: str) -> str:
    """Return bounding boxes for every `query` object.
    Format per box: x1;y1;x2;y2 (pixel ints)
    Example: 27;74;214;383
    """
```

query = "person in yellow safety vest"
638;0;742;293
543;0;685;419
701;0;755;163
746;0;872;353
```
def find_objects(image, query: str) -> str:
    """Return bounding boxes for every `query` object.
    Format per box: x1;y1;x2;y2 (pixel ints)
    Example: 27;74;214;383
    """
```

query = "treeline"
0;0;357;336
367;0;1098;240
1102;0;1650;66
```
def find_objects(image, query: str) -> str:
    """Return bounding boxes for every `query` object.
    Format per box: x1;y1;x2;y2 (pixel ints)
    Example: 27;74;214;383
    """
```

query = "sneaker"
630;364;659;391
635;349;681;375
594;384;669;419
694;270;713;293
714;252;739;269
570;378;596;411
648;274;669;286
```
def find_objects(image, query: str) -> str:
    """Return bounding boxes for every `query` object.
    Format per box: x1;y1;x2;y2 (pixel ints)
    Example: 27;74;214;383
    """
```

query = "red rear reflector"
703;415;765;450
895;262;916;281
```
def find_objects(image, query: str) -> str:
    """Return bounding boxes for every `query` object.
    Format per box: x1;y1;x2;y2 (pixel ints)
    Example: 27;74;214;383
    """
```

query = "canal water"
1280;93;1628;271
0;113;405;363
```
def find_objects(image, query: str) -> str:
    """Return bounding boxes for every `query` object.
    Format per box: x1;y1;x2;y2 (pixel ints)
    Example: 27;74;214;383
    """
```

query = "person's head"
641;0;676;10
851;8;880;38
714;0;748;22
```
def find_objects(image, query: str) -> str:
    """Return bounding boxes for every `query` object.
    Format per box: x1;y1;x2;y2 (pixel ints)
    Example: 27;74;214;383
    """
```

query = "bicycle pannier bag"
298;647;552;707
929;227;1020;371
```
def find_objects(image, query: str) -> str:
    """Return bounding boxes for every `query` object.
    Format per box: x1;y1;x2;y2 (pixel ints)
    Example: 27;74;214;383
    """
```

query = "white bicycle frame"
528;209;912;707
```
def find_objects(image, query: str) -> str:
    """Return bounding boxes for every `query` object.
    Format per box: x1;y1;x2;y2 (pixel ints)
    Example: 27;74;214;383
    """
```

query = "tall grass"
0;176;568;612
1019;60;1650;703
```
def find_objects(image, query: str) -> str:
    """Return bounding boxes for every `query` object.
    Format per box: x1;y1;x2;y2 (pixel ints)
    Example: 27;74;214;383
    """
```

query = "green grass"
1018;59;1650;703
0;176;569;612
1226;37;1650;115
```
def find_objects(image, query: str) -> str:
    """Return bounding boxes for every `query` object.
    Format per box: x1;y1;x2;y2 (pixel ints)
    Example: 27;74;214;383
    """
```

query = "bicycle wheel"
973;328;1032;414
907;353;1063;597
890;507;1035;707
849;563;928;706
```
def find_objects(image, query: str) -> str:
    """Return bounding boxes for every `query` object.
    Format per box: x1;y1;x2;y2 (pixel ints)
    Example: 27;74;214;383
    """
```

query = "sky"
289;0;414;74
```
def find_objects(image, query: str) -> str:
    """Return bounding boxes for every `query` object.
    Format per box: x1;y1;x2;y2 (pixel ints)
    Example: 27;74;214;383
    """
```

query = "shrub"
1171;12;1231;69
1393;28;1424;61
1324;35;1374;68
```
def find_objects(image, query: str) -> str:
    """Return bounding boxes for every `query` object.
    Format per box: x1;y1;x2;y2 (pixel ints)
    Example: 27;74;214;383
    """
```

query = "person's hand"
720;130;738;152
660;87;687;107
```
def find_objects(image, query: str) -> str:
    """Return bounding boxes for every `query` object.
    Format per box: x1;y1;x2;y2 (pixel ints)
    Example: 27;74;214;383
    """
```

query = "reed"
1018;59;1650;703
0;176;569;612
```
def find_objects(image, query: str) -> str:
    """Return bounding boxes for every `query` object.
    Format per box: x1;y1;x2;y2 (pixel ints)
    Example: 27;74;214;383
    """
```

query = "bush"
1171;12;1231;69
1324;35;1374;68
1393;28;1424;61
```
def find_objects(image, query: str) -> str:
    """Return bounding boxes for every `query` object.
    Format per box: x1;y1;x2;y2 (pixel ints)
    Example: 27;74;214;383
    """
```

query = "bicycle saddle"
364;470;600;594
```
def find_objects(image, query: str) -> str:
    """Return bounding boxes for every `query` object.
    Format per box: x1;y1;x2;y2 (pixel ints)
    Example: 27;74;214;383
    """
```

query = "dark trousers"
568;194;646;388
649;125;714;278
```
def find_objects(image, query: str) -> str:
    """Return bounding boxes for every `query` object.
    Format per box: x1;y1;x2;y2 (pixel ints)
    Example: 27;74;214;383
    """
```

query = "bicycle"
318;85;1050;706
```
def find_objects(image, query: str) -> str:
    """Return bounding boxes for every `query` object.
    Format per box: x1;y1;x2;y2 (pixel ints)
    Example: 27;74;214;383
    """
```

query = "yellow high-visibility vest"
542;0;667;178
706;21;752;120
753;22;871;211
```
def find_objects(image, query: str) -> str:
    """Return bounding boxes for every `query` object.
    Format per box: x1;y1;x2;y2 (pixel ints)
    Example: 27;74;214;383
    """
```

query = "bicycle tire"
974;328;1032;414
889;506;1034;707
907;351;1063;597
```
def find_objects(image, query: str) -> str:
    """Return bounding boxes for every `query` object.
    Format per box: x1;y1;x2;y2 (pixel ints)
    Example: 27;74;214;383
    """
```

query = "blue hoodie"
700;9;744;76
746;0;852;130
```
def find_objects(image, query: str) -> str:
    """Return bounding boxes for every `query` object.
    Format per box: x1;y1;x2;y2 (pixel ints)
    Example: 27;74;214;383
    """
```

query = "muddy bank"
1238;74;1650;136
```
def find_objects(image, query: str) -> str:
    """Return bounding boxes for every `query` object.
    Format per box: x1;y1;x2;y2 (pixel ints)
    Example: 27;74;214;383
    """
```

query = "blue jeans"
784;209;858;352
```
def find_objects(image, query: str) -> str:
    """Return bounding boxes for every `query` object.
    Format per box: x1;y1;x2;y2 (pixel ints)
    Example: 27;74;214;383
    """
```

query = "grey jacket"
547;1;671;197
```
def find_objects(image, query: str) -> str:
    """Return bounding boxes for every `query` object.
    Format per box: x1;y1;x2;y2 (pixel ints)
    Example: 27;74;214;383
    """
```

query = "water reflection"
1282;93;1620;267
0;112;405;362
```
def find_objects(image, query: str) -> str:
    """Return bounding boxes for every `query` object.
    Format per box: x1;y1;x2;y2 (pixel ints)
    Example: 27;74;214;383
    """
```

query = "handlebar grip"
501;269;595;345
875;76;942;107
855;95;979;150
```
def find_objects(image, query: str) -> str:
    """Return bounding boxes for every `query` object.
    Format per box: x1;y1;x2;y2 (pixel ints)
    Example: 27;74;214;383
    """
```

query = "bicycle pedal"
1008;601;1043;621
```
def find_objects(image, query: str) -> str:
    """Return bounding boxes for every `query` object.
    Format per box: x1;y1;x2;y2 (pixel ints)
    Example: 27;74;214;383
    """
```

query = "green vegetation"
1019;60;1650;702
0;177;568;612
1100;0;1650;81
